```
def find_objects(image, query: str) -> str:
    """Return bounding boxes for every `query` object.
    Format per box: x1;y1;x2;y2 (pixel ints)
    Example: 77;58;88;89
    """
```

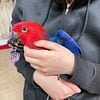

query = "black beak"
8;32;23;50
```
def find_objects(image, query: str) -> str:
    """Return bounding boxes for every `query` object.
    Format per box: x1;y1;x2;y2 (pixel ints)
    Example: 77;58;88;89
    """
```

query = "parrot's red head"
8;21;48;49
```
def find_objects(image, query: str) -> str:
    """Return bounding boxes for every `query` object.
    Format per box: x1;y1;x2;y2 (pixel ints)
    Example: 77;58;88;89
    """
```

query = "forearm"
33;70;81;99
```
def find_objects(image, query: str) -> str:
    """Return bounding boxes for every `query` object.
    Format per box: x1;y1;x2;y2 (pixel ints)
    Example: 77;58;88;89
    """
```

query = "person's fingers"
24;55;41;66
34;40;62;50
60;78;81;93
30;64;42;71
60;84;77;99
24;46;49;59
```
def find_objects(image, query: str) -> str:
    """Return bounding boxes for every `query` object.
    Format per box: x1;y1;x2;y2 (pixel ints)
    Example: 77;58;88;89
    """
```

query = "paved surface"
0;49;24;100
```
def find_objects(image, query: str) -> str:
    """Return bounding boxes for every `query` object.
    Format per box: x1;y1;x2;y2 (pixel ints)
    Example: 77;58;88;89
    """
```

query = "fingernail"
75;88;81;93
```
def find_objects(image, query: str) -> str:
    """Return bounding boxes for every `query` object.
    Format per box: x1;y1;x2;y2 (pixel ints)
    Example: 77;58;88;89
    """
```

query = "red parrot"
8;21;48;49
8;20;81;55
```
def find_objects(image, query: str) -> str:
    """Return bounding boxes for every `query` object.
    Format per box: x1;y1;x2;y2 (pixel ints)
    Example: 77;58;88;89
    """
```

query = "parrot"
8;21;48;50
8;21;81;55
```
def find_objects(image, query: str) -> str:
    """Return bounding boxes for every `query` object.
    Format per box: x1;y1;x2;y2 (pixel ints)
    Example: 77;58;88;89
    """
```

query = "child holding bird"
9;0;100;100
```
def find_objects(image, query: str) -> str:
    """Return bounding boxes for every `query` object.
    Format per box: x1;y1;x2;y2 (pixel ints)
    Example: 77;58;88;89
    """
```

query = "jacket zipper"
63;0;74;31
65;1;74;100
65;3;71;15
46;1;74;100
65;0;74;15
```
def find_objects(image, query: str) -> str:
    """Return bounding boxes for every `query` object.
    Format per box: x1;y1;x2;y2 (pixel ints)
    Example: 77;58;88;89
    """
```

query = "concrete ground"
0;49;24;100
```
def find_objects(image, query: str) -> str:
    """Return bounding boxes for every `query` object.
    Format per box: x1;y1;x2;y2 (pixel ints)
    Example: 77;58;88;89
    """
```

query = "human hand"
24;40;75;75
34;70;81;100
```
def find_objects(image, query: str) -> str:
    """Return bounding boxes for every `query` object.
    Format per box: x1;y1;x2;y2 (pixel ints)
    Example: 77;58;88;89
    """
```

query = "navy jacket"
11;0;100;99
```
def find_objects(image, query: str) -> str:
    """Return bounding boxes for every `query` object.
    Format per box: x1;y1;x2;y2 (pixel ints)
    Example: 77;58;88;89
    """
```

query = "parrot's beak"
8;32;23;49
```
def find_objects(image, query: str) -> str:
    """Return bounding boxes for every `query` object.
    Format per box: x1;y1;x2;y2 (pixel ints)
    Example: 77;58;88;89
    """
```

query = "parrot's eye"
22;27;28;33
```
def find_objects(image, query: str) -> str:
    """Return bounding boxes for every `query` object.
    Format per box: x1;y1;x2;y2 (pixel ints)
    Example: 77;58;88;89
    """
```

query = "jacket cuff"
69;56;94;89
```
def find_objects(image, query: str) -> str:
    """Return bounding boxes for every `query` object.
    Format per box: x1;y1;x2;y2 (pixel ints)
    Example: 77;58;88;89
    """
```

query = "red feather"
12;21;48;49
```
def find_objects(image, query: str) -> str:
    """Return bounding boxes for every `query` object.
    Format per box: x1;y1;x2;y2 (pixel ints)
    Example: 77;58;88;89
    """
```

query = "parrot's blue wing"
48;32;63;45
48;30;81;56
57;30;81;55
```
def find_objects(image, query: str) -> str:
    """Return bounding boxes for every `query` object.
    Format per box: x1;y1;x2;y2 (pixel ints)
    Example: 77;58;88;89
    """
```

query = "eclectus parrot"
8;21;81;55
8;21;48;50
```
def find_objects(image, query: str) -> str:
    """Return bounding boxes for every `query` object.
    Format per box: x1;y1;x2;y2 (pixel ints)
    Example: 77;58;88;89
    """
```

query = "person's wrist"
67;53;75;75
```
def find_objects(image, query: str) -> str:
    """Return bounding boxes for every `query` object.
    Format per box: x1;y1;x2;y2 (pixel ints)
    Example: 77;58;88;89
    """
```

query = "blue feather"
48;30;81;56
